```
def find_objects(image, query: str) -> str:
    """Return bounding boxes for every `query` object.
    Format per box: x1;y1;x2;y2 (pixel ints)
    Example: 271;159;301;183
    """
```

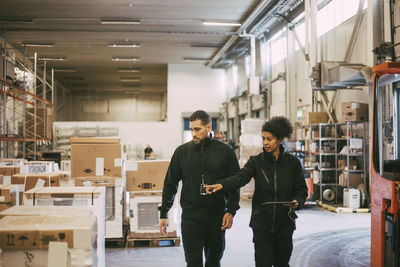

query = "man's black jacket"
159;137;240;220
219;145;308;232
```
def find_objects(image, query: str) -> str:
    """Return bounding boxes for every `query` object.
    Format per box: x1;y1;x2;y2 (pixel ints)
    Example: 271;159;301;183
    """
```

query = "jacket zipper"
261;169;270;183
271;159;278;233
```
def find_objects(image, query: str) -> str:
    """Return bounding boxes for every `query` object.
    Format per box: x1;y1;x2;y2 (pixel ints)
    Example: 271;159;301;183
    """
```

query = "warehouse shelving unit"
0;38;54;160
304;121;368;203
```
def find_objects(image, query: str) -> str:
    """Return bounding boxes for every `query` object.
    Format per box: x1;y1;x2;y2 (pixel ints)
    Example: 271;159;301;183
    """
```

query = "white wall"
54;64;226;159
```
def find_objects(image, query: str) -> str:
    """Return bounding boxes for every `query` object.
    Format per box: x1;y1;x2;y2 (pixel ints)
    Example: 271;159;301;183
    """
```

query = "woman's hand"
283;200;299;209
204;184;223;194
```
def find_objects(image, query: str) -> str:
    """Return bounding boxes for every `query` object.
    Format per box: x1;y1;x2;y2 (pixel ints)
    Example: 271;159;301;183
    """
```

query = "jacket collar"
192;132;213;147
263;144;285;162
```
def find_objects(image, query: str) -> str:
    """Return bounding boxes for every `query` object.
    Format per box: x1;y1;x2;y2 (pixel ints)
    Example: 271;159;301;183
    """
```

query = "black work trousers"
252;227;294;267
181;216;225;267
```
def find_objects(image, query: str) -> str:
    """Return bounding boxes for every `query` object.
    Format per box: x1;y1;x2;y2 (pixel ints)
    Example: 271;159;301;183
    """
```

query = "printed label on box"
126;162;138;171
96;158;104;176
114;158;122;167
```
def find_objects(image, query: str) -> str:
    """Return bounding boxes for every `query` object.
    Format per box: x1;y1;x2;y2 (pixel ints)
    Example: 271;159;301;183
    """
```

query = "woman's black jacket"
220;145;308;232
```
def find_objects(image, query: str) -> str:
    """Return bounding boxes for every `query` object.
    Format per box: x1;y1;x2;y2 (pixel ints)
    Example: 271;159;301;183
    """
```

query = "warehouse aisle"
106;199;370;267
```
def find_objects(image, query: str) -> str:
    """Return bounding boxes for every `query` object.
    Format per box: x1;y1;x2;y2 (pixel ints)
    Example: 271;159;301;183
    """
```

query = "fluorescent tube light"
38;57;67;61
202;21;241;27
101;19;141;25
190;44;223;48
120;78;141;82
24;42;55;47
117;67;141;73
108;43;141;48
112;57;140;62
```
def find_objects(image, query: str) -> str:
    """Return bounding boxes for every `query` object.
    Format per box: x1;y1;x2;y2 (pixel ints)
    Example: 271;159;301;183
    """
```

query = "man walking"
159;110;240;267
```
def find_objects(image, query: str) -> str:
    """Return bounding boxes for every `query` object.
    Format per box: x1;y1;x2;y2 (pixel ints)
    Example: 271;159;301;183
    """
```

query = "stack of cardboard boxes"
126;160;178;239
23;186;105;267
70;137;125;242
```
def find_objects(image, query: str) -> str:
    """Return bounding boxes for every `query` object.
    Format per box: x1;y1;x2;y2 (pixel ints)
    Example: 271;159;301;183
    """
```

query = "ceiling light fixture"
183;57;210;63
101;19;141;25
112;57;140;62
108;43;141;48
190;44;223;48
117;67;141;73
120;78;141;82
23;42;55;47
38;56;67;61
202;21;241;27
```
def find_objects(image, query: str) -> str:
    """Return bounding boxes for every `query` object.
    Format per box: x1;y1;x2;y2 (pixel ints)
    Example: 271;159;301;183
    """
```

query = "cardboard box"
0;184;20;211
337;159;358;170
303;112;329;125
11;173;60;192
0;206;93;218
0;215;97;267
0;159;26;166
75;176;124;239
0;215;96;249
342;102;368;122
23;186;105;267
71;140;122;178
339;172;364;187
0;166;20;176
126;160;169;191
20;161;54;174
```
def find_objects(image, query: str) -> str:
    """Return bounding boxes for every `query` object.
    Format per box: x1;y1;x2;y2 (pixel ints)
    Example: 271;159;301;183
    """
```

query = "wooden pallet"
105;223;130;248
127;236;181;248
105;237;126;248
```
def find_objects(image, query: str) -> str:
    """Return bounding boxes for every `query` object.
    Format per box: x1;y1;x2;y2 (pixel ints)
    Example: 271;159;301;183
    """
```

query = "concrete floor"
106;199;370;267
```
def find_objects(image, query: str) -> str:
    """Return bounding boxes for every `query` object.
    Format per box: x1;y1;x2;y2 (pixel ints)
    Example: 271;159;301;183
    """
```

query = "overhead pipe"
208;0;275;68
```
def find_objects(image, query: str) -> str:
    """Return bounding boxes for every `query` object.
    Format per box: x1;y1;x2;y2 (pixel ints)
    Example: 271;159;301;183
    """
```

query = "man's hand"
204;184;223;194
221;213;233;230
160;218;168;235
283;200;299;209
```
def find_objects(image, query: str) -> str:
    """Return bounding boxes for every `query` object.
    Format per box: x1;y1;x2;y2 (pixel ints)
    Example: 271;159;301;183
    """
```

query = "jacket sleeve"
219;156;256;190
159;150;182;219
222;148;241;216
292;158;308;209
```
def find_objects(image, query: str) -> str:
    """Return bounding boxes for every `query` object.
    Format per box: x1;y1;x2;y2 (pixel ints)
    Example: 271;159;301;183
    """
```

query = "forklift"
371;62;400;266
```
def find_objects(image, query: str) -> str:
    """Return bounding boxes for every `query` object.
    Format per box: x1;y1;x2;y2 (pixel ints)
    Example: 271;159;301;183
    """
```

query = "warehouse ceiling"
0;0;303;94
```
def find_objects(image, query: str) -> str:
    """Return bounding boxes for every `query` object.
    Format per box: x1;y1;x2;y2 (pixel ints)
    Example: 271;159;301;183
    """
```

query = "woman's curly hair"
262;116;293;140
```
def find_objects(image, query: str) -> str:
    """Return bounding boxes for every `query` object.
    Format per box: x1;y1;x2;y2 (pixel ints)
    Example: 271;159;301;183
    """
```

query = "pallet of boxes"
239;119;265;199
125;160;180;248
0;159;101;266
70;137;127;249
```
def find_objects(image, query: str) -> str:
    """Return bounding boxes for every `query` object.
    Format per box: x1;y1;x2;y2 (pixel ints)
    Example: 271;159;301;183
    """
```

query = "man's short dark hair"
262;116;293;140
190;110;211;125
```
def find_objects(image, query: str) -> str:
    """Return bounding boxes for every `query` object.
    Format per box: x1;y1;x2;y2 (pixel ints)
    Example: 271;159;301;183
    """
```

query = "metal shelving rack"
304;121;368;203
0;37;54;160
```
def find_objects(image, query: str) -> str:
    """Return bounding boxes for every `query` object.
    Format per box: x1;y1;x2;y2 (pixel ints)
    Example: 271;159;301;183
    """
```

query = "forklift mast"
371;62;400;267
